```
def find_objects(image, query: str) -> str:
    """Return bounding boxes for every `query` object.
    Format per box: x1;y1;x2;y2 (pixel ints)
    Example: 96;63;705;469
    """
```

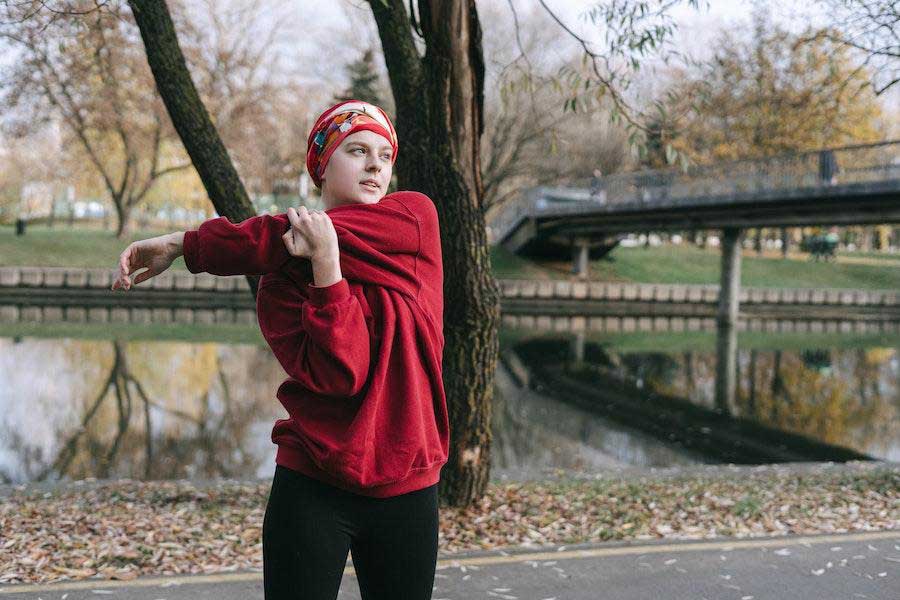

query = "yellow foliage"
863;347;895;366
667;23;883;163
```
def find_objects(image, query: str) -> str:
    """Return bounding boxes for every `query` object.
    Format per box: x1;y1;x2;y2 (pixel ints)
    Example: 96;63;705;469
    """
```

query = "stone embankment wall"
0;267;897;330
497;279;898;307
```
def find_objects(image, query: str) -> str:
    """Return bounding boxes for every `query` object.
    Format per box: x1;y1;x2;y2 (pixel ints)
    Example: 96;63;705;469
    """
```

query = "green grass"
837;250;900;262
0;321;266;345
0;224;190;271
8;321;896;350
492;244;900;290
500;328;900;354
4;224;898;290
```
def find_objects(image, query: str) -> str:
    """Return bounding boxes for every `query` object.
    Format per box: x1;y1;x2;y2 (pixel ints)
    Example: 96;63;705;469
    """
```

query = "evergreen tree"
334;48;382;105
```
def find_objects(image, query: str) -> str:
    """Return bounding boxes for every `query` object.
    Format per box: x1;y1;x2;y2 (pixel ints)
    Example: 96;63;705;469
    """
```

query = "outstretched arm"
110;213;288;289
111;210;324;289
112;193;430;288
181;213;292;276
181;196;423;277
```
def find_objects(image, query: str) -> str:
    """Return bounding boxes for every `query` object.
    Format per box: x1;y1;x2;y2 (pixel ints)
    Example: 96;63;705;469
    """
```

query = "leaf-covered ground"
1;464;896;585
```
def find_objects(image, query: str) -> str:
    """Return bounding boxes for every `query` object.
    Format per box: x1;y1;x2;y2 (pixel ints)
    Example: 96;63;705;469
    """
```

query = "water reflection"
0;336;286;483
0;319;896;484
506;331;898;465
491;350;704;476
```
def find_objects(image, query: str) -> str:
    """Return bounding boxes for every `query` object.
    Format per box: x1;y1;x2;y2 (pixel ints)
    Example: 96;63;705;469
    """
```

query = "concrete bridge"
490;140;900;266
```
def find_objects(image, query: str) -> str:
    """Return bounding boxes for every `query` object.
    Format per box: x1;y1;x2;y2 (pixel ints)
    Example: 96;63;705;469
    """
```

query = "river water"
0;318;896;484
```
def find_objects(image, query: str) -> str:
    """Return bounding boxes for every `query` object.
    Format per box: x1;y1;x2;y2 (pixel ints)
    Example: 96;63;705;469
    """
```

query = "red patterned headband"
305;100;399;188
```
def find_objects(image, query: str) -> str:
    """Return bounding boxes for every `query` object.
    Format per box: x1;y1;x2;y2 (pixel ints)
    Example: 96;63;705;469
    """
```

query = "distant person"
818;149;839;185
590;168;607;204
112;100;447;600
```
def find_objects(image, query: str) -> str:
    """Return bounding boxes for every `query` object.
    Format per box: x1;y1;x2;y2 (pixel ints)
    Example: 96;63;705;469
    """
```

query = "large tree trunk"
127;0;259;294
371;0;500;506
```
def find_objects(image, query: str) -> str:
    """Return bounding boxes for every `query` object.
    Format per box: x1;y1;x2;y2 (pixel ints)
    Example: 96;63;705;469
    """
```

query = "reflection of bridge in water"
504;338;876;465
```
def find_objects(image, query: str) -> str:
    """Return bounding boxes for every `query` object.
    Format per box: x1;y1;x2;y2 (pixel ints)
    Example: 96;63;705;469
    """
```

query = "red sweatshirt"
181;191;448;498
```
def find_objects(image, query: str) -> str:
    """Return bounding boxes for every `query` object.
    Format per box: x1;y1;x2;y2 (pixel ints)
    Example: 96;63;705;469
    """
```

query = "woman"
111;100;448;600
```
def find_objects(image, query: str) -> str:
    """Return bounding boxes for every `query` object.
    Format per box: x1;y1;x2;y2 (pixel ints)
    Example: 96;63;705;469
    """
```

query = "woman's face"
320;130;394;209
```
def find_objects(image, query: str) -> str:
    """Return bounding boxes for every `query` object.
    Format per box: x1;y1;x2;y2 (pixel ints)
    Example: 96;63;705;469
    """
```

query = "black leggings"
262;464;439;600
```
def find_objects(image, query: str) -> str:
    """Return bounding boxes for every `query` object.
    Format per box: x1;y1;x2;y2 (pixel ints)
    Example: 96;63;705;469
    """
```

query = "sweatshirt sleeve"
182;200;420;276
182;214;291;276
255;277;371;397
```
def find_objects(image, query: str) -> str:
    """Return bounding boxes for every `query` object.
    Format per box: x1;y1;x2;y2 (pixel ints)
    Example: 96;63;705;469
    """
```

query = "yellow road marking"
1;530;897;594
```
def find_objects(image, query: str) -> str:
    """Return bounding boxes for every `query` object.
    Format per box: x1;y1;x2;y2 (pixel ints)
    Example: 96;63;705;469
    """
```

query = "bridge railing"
489;139;900;244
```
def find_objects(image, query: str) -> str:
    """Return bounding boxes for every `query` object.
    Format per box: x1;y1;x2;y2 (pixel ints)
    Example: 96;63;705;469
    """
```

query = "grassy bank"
491;244;900;290
4;320;897;351
0;225;190;271
498;328;900;354
1;463;895;584
2;224;898;289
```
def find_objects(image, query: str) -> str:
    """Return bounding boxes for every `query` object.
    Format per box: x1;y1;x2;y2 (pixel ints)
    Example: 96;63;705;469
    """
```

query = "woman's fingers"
287;206;311;226
283;206;331;258
131;267;156;286
112;246;133;291
112;235;175;291
113;243;148;291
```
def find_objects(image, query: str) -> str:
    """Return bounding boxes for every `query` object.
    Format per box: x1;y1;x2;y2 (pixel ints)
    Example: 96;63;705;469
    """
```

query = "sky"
0;1;895;141
308;0;803;58
296;0;896;121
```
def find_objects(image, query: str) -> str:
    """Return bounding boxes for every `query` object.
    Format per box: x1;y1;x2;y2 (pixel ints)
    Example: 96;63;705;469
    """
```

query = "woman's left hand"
282;206;339;261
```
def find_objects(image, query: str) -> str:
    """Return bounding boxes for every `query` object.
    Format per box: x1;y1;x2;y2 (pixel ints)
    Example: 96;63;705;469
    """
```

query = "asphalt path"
2;530;897;599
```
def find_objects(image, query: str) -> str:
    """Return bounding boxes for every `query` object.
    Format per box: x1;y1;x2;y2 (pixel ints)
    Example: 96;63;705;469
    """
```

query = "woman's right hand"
111;232;183;291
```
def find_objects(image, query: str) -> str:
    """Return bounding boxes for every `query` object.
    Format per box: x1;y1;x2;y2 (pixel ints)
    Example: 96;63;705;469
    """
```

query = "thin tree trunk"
114;201;132;239
127;0;259;294
748;349;757;417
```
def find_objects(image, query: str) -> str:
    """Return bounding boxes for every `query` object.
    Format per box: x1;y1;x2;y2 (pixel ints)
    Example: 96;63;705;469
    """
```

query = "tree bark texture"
127;0;259;294
370;0;501;507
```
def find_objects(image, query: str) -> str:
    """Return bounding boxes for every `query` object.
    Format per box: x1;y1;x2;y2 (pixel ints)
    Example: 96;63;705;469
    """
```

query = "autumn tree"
665;11;883;162
479;2;629;216
810;0;899;96
173;0;315;202
0;128;66;224
651;8;887;254
0;2;194;237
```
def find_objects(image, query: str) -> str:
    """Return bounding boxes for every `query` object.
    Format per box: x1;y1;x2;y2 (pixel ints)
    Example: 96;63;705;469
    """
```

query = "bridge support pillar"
715;227;742;414
717;228;742;328
571;237;590;279
715;318;738;416
570;331;586;366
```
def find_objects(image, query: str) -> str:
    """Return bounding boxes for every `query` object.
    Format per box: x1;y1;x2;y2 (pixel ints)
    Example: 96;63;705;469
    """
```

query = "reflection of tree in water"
531;333;896;459
491;351;695;470
32;340;273;481
619;353;680;389
149;361;264;479
636;347;896;456
36;342;137;480
801;349;833;374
